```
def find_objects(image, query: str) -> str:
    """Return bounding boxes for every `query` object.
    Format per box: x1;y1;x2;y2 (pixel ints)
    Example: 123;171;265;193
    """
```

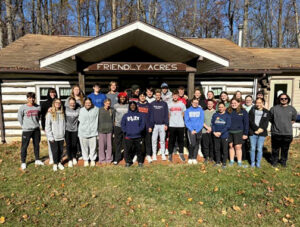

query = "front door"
270;79;293;106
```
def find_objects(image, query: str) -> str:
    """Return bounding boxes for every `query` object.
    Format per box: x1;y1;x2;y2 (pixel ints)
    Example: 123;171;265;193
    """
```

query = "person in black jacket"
187;88;207;110
248;98;270;168
41;88;57;165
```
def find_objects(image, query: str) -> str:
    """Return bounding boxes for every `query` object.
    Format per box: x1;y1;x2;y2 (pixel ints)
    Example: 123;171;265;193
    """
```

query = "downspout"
253;75;258;99
0;80;6;143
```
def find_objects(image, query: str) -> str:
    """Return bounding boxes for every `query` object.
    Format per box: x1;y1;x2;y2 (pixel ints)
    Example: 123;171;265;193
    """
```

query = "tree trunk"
49;0;53;34
293;0;300;47
18;0;26;36
96;0;100;35
31;0;36;33
0;2;3;48
191;0;197;36
5;0;13;44
111;0;117;29
243;0;249;47
86;0;90;36
37;0;42;34
277;0;283;47
44;0;49;35
77;0;81;35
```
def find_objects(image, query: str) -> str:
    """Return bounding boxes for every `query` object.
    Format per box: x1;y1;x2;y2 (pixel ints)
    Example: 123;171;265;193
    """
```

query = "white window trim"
36;84;71;104
208;85;226;98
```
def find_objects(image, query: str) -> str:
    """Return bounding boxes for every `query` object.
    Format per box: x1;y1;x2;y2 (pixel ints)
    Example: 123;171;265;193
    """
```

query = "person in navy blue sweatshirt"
149;89;169;161
121;101;145;167
87;83;107;108
227;98;249;167
211;102;231;168
184;98;204;164
137;92;153;163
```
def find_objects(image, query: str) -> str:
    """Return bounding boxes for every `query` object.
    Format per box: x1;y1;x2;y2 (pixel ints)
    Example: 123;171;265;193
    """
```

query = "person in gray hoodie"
78;97;99;167
65;97;80;168
113;92;128;164
18;92;44;170
161;82;172;104
45;98;65;172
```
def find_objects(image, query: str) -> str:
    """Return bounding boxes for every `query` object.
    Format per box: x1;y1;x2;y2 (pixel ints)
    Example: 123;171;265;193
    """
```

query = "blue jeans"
250;135;266;167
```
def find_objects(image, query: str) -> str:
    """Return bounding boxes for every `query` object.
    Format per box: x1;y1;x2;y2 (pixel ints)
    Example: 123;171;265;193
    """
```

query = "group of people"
18;81;297;171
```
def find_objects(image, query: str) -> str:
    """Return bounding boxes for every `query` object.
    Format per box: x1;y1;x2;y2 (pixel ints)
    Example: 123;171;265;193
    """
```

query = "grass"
0;139;299;226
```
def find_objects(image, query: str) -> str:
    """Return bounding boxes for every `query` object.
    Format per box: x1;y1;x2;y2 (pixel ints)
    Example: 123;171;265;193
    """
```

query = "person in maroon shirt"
178;86;188;106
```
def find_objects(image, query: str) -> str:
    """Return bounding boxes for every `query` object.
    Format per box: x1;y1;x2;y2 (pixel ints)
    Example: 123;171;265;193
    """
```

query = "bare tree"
49;0;54;34
293;0;300;47
37;0;42;34
0;2;3;48
77;0;81;35
96;0;100;35
44;0;49;35
111;0;117;29
19;0;26;36
85;0;90;36
5;0;13;44
243;0;249;47
278;0;283;47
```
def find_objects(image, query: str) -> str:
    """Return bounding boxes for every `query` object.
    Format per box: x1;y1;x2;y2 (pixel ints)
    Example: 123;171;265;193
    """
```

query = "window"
58;87;72;102
208;86;225;99
36;84;71;104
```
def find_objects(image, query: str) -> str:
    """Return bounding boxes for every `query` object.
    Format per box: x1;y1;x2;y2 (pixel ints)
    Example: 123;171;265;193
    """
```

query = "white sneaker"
58;163;64;170
53;164;58;172
68;161;73;168
193;159;198;164
35;160;44;166
133;155;137;163
21;163;26;170
162;154;167;161
188;159;193;165
49;159;54;165
84;161;89;167
152;154;157;161
90;161;96;167
165;149;169;156
72;158;77;166
79;156;83;160
146;155;152;163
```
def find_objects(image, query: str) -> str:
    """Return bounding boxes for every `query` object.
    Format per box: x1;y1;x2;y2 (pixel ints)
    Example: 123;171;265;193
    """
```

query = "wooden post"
0;81;6;143
78;72;85;94
188;72;195;99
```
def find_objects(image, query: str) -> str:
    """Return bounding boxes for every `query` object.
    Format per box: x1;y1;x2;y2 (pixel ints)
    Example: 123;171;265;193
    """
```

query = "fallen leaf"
188;198;193;202
221;209;227;215
198;218;203;224
261;179;269;184
92;194;97;198
180;210;187;215
22;214;29;220
198;201;204;205
161;219;166;223
282;217;288;223
232;205;241;211
80;203;88;208
283;197;294;204
274;208;281;213
0;216;5;224
285;214;291;219
236;190;245;195
257;213;262;218
214;186;219;192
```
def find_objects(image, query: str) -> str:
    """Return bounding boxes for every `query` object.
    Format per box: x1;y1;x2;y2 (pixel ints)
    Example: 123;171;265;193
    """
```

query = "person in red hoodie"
178;86;188;106
121;101;145;167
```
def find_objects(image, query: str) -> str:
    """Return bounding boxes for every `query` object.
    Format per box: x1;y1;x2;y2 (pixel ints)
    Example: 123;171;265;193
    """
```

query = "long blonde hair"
50;98;64;121
70;85;85;106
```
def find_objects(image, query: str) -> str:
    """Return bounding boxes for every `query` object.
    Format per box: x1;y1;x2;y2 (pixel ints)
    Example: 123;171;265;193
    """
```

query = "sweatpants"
168;127;184;155
202;132;214;160
187;130;202;159
213;136;229;165
50;140;64;165
98;133;112;163
20;128;41;163
65;130;78;160
124;138;144;164
142;129;152;156
271;134;293;165
114;126;125;162
152;124;166;155
79;137;97;161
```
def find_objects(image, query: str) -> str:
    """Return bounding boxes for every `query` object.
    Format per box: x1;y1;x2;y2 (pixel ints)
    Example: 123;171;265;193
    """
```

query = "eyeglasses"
280;98;288;101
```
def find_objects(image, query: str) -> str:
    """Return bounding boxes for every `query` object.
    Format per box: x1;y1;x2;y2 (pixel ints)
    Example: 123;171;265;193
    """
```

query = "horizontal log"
4;126;22;129
1;100;27;104
2;92;28;95
3;109;18;113
4;117;18;121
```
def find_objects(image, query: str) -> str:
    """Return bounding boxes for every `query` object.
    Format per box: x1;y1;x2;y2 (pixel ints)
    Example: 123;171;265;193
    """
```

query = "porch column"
78;72;86;94
188;72;195;99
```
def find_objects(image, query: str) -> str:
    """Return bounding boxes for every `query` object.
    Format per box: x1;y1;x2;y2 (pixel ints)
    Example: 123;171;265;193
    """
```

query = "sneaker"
272;163;279;168
78;156;83;160
222;164;227;169
35;160;44;166
133;155;138;163
72;158;77;166
53;164;58;172
146;155;152;163
214;163;221;167
125;163;132;167
21;163;26;170
49;160;54;165
229;161;234;166
165;149;169;156
251;163;255;168
193;159;198;164
68;161;73;168
84;161;89;167
168;154;173;162
204;159;208;164
152;154;157;161
188;159;193;165
179;153;186;162
162;154;167;161
280;162;287;168
90;161;96;167
113;161;118;165
58;163;64;170
138;163;143;167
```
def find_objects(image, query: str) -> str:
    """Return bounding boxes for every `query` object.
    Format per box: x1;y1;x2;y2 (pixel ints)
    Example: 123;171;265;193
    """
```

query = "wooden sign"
85;62;187;72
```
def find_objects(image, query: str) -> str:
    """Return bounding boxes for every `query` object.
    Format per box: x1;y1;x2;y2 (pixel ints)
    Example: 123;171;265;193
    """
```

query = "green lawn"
0;140;299;226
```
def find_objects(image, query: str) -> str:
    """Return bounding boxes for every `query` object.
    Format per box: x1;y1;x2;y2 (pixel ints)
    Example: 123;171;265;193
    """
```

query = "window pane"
211;87;223;99
40;87;52;100
59;87;71;100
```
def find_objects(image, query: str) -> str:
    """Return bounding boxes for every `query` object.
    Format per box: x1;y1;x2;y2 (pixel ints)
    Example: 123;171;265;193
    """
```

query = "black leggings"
50;140;64;164
65;131;78;160
168;127;184;155
187;130;202;159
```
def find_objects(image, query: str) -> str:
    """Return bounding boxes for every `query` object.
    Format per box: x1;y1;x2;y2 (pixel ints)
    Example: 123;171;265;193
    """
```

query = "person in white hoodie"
45;99;65;171
78;97;99;167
